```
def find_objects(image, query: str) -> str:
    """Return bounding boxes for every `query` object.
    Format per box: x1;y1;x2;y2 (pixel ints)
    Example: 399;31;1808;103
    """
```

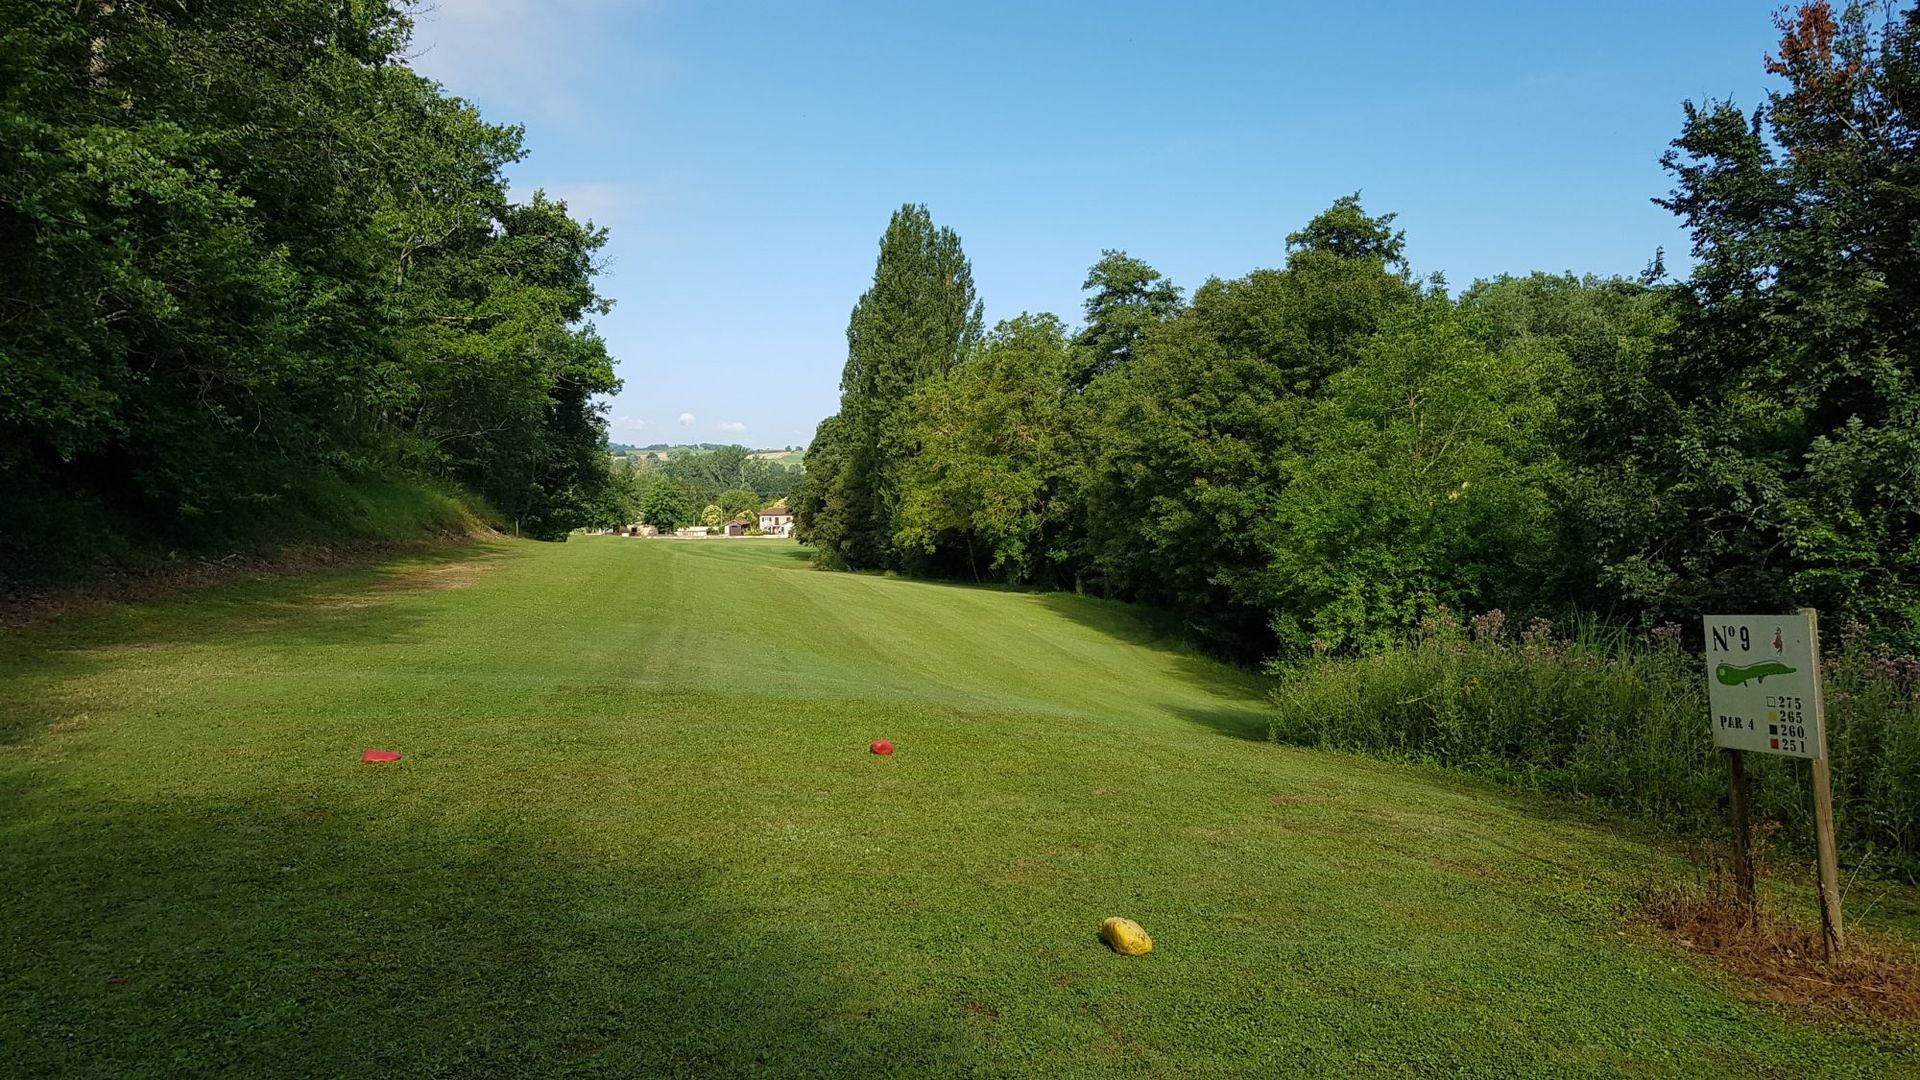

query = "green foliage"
740;457;802;503
0;0;624;578
714;487;762;523
896;314;1076;581
816;7;1920;664
645;446;801;509
796;6;1920;686
1274;620;1715;828
1451;273;1676;611
1070;251;1183;387
1262;301;1570;654
577;462;646;533
1074;197;1422;657
799;204;983;570
387;191;621;539
639;478;697;533
1604;2;1920;644
1285;192;1406;265
1272;613;1920;874
793;414;852;564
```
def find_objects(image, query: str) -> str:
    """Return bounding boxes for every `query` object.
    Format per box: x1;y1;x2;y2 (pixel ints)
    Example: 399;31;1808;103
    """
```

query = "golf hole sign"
1703;613;1823;759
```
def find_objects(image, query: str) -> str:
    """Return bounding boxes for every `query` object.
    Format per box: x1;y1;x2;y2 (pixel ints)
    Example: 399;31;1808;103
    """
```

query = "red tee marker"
870;740;894;756
361;750;402;763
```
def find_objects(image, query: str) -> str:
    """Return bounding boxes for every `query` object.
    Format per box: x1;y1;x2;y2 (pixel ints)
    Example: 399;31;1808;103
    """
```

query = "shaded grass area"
3;538;1917;1076
0;471;497;600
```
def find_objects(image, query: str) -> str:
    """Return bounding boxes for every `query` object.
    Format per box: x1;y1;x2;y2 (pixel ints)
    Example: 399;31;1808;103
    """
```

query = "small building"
725;519;750;537
758;504;794;537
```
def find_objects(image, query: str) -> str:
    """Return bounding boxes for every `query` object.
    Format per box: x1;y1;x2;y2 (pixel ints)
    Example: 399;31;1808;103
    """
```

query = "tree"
1616;1;1920;641
1453;272;1673;613
0;1;627;574
715;487;762;523
1263;301;1569;653
392;192;621;539
640;479;696;533
793;414;852;561
661;445;749;506
1071;251;1183;388
896;314;1076;581
740;457;800;502
1076;196;1421;657
1284;193;1406;266
574;459;645;531
811;204;983;569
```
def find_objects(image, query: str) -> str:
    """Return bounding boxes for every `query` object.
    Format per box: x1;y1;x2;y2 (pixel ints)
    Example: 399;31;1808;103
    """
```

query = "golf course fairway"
2;538;1913;1076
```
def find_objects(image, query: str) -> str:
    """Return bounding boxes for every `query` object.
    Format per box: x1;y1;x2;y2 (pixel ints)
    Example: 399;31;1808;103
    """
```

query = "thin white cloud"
716;421;746;434
678;412;695;427
540;182;627;223
407;1;671;127
508;180;649;225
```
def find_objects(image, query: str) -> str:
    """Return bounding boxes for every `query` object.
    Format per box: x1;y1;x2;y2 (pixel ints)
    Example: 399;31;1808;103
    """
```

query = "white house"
758;504;794;537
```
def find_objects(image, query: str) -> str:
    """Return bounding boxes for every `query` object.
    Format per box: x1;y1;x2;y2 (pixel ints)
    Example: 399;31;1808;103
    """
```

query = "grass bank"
2;539;1916;1075
0;470;498;602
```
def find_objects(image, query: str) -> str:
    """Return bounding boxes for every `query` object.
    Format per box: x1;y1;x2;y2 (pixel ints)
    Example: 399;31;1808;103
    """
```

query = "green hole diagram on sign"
1714;661;1797;687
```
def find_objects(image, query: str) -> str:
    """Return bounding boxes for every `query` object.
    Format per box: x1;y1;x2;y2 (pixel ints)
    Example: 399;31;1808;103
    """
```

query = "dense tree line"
604;445;804;533
1;1;624;579
799;3;1920;660
644;446;802;507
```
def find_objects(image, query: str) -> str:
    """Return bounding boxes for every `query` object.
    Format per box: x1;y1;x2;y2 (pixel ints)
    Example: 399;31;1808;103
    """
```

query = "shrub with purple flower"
1272;617;1920;875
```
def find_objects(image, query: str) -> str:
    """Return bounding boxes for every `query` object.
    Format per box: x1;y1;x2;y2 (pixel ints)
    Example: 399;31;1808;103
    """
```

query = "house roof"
758;507;791;517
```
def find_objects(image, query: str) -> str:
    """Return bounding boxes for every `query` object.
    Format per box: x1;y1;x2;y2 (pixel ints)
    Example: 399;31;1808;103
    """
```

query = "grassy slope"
1;538;1912;1077
0;472;497;593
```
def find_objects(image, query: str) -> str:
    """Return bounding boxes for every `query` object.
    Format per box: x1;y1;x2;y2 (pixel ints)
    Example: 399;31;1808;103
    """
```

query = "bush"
1270;611;1920;877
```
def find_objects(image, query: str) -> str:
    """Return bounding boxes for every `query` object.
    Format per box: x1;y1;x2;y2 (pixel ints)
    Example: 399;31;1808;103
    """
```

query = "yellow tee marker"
1100;917;1153;956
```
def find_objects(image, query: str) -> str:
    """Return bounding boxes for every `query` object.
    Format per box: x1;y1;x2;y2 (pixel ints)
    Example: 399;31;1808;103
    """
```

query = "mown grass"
3;538;1916;1076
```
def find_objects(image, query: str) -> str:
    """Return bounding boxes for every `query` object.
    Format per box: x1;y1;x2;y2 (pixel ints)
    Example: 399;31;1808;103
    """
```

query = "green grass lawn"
3;538;1914;1076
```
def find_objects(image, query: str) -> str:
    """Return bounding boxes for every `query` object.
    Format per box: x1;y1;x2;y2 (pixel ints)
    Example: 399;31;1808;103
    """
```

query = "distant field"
2;539;1914;1076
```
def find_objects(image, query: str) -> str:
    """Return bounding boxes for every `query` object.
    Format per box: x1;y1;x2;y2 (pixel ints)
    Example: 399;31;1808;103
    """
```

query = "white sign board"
1703;613;1823;759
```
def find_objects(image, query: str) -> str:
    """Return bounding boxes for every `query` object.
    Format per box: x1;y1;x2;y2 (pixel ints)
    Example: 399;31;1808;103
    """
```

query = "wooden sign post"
1703;609;1844;960
1803;608;1844;960
1724;746;1755;911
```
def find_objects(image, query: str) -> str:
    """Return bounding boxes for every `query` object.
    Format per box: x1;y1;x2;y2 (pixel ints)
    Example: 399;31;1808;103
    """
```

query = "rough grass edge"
1634;845;1920;1026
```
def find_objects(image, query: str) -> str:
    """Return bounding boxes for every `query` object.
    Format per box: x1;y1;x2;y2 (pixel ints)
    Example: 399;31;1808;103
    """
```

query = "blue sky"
408;1;1785;450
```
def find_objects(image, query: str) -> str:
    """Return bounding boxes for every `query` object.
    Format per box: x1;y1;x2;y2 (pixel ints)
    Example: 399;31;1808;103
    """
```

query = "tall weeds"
1270;611;1920;877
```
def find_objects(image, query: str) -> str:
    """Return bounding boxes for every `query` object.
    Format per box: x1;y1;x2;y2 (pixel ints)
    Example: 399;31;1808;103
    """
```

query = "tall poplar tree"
798;204;982;569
